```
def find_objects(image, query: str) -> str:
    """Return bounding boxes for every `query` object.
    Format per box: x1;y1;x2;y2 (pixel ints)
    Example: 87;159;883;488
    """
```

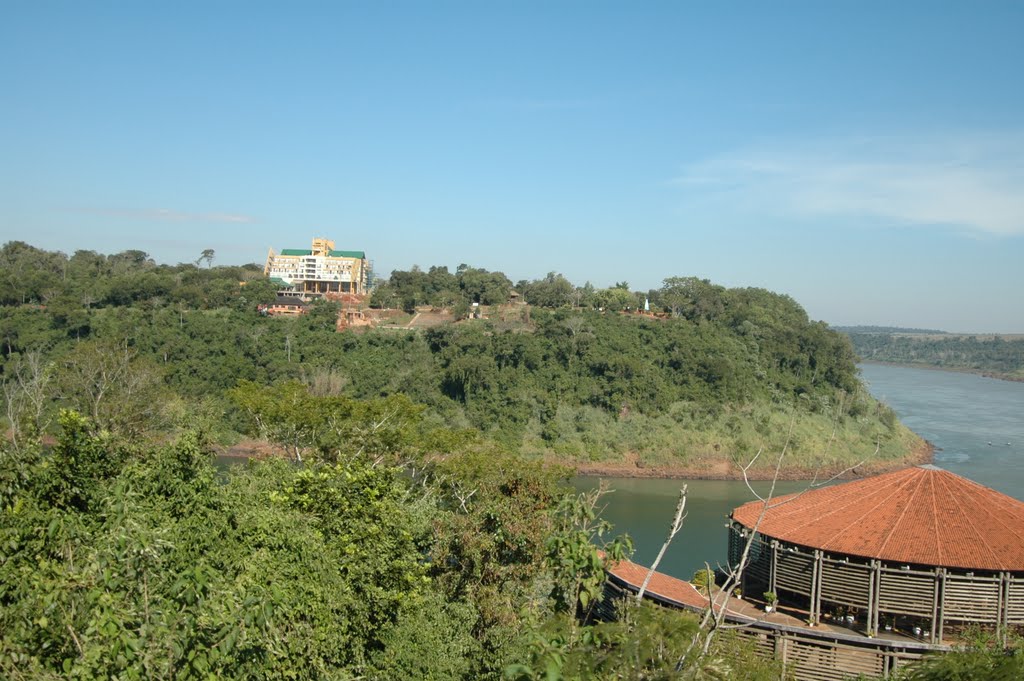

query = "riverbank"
218;437;933;482
221;431;934;481
572;438;934;481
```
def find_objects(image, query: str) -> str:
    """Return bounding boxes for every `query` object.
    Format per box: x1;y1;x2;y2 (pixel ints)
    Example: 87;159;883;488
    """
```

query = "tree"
229;380;323;461
574;281;597;309
595;286;633;311
458;266;513;305
56;339;169;437
236;277;277;309
1;349;53;449
658;276;725;321
546;484;632;618
0;241;67;304
197;248;215;268
0;412;442;679
428;447;567;674
108;249;154;273
521;272;574;308
229;381;428;464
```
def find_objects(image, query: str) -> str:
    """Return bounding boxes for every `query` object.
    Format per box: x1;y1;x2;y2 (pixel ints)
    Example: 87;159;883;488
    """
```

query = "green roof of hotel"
277;248;365;259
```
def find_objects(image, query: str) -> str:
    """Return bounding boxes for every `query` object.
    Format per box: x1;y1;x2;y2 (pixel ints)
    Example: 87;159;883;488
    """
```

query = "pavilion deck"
604;557;945;680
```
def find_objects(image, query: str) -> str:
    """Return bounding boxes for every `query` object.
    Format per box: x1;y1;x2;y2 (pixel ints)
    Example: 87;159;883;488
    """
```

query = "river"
577;363;1024;580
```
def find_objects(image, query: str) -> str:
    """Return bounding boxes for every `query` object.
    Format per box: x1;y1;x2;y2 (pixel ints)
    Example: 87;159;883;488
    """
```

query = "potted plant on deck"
763;591;778;613
691;568;716;596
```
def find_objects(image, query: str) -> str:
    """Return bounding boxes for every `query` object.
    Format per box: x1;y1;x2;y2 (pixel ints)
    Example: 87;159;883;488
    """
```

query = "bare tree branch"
637;485;687;603
674;393;866;668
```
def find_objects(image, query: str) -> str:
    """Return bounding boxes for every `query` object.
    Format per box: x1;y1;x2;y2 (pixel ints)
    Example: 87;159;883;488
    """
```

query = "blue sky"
3;1;1023;332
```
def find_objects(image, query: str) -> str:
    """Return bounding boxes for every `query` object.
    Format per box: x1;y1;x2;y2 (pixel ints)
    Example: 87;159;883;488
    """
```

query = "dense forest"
0;242;920;475
1;396;793;678
846;331;1024;382
1;241;1014;679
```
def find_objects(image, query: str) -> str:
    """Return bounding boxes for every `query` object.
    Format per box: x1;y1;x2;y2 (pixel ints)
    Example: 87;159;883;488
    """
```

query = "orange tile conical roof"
731;465;1024;571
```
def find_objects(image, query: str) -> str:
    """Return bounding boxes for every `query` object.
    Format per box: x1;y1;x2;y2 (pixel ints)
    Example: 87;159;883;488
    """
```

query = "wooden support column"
739;528;746;597
810;549;822;625
866;559;877;636
733;525;748;597
807;550;816;624
936;568;946;644
733;524;749;593
871;560;882;635
999;572;1010;645
930;567;941;643
776;635;789;678
769;540;778;595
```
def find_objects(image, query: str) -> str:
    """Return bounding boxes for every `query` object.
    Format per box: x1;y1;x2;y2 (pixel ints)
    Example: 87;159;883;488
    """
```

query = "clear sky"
3;1;1023;332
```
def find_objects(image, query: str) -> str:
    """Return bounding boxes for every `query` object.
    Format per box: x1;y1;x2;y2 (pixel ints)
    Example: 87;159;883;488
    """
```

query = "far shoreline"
859;359;1024;384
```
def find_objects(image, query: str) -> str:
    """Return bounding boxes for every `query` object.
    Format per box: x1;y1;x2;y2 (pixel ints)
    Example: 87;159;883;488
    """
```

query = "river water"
577;363;1024;580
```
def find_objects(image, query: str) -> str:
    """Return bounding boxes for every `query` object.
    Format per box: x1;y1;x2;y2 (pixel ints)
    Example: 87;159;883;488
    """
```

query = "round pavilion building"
729;464;1024;643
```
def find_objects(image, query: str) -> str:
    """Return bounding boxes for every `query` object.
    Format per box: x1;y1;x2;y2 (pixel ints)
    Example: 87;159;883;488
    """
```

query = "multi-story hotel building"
264;237;369;298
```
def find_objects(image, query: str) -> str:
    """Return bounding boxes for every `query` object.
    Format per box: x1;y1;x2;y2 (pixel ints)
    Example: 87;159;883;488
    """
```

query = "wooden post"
936;568;946;644
741;528;749;598
776;635;788;677
930;567;941;643
885;651;897;679
867;559;877;636
770;540;778;595
737;526;749;597
810;550;822;625
999;572;1010;645
876;561;883;634
873;560;883;636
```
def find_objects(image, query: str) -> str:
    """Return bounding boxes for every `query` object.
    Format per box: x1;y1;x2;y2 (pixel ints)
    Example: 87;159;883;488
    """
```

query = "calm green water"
572;477;808;581
577;363;1024;581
